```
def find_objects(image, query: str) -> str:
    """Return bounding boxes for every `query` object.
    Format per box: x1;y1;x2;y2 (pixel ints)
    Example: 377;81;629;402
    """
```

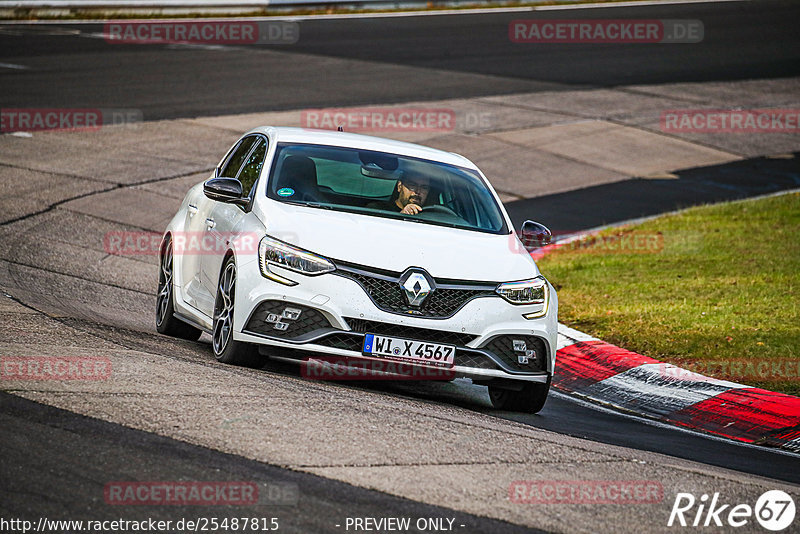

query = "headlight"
258;236;335;285
495;276;549;317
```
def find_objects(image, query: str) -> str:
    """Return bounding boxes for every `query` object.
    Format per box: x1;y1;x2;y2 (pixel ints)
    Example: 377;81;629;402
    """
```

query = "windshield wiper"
304;202;333;210
284;200;332;210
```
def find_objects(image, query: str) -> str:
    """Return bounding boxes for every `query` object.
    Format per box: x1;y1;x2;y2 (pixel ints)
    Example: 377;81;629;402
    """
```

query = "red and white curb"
550;316;800;454
536;204;800;452
554;325;800;452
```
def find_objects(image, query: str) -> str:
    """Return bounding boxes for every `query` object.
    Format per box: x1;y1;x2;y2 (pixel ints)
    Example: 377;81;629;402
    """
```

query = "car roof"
245;126;477;170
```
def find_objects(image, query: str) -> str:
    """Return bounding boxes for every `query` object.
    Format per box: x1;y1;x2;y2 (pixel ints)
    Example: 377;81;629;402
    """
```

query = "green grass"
538;192;800;396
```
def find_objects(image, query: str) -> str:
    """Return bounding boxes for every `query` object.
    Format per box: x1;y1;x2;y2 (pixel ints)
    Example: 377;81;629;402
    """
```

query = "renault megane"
157;127;557;412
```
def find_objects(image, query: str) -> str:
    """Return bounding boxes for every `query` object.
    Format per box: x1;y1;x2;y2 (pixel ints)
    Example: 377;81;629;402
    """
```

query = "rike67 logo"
668;490;796;531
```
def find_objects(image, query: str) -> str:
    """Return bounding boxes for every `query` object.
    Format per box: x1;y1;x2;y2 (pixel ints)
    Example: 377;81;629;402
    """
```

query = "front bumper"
233;255;558;383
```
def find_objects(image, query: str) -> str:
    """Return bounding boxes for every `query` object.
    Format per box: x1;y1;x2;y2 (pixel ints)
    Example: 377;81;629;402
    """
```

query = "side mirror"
520;220;552;252
204;177;249;206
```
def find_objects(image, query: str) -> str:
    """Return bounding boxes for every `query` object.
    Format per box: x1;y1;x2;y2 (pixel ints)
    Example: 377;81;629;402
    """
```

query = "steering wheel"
420;204;459;217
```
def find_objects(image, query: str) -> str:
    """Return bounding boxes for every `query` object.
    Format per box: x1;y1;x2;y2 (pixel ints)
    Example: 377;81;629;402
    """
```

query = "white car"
157;127;558;412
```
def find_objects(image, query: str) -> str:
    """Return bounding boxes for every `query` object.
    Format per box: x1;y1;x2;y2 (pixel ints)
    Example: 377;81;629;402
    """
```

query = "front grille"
244;300;333;340
481;335;547;372
454;350;498;370
316;333;364;352
315;328;498;371
243;302;540;374
334;263;496;319
345;317;477;347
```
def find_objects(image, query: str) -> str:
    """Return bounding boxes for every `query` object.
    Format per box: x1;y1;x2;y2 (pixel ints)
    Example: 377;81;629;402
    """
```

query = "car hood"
260;201;539;282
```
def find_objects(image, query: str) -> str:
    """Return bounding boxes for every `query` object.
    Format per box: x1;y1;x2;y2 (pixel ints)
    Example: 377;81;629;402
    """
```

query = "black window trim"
218;133;269;212
219;135;258;179
216;138;244;178
235;135;268;187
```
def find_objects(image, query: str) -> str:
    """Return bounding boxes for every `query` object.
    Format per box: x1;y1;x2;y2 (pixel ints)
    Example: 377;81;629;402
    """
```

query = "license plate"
362;334;455;368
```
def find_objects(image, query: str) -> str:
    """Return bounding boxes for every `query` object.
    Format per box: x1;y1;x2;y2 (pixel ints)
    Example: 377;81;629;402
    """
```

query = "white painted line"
266;5;536;20
642;362;748;389
0;62;28;70
581;364;743;415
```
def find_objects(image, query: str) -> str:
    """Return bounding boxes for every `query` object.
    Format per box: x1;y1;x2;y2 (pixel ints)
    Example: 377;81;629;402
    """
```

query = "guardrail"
0;0;676;17
0;0;464;8
0;0;455;17
1;0;269;6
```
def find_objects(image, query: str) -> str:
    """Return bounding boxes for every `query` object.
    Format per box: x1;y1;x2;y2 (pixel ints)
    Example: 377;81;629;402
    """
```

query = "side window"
219;136;258;178
237;138;267;197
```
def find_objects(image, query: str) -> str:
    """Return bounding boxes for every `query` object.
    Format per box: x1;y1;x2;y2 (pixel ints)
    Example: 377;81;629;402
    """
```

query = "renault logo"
399;268;435;307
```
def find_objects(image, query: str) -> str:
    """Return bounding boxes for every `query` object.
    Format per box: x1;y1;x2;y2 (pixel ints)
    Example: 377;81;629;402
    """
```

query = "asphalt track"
0;0;798;119
0;392;538;533
504;152;800;231
2;1;800;531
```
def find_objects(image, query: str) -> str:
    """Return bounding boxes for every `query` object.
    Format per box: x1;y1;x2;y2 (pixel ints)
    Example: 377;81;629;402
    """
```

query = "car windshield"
266;143;508;234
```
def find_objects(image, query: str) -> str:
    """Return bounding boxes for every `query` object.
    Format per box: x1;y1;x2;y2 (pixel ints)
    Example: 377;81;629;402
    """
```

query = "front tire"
489;378;551;413
156;237;202;341
212;257;262;368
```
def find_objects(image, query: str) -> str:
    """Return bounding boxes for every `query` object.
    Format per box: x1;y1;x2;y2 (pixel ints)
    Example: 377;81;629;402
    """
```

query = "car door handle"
188;204;198;217
205;218;216;229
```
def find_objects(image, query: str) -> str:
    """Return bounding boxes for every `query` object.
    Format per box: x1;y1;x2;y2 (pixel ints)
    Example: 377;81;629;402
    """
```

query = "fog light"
282;307;302;320
518;349;536;365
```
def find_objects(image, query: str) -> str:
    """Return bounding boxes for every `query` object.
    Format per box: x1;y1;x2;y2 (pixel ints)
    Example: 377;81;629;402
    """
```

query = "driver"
368;172;431;215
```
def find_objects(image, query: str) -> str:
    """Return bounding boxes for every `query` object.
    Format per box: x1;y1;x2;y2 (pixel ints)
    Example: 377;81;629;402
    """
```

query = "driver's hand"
400;203;422;215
